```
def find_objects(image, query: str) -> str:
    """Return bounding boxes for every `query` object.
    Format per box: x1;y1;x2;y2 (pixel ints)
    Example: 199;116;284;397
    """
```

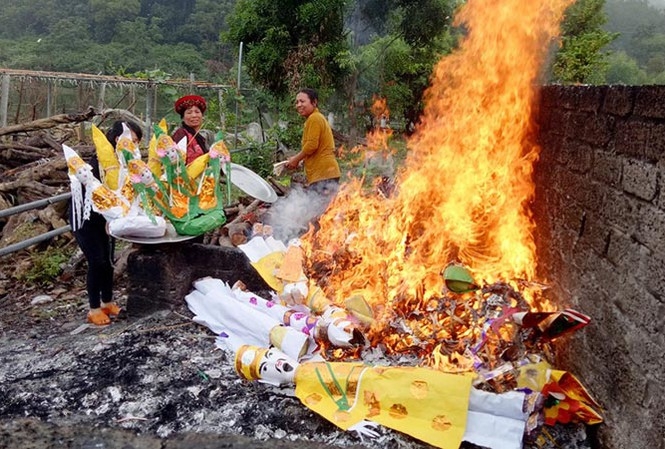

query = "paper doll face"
74;165;94;184
165;145;181;162
235;345;299;386
116;136;137;156
209;145;230;163
139;167;154;184
258;347;299;386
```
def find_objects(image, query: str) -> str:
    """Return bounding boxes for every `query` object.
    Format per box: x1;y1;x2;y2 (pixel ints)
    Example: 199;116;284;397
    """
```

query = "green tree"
225;0;352;97
178;0;236;67
604;0;665;56
393;0;455;46
347;0;459;132
0;0;90;38
90;0;141;43
33;16;97;71
632;32;665;74
551;0;617;83
605;50;649;84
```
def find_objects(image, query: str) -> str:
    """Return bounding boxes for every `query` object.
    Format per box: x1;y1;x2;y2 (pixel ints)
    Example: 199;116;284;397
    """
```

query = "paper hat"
115;123;140;161
63;145;91;176
235;345;268;381
234;344;299;387
156;133;184;159
128;158;149;176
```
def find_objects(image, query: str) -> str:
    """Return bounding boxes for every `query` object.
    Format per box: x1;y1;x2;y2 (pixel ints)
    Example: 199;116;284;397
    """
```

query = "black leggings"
73;212;114;309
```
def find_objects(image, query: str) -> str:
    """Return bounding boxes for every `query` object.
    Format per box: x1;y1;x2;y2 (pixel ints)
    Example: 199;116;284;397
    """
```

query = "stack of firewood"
0;108;98;206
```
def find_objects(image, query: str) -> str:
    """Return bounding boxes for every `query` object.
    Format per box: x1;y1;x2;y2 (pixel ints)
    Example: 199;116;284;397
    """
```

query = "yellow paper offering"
251;251;285;293
147;119;168;178
92;124;120;190
187;153;210;180
295;363;473;449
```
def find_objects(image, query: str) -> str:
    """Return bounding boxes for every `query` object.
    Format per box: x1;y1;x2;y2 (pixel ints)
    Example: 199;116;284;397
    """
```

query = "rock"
246;122;264;143
30;294;54;305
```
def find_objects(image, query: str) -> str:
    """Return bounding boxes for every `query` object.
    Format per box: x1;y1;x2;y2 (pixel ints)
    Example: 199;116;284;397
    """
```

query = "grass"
21;245;75;286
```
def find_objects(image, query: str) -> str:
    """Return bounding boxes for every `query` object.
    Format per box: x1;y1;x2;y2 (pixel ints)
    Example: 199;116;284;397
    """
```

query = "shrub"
22;246;73;286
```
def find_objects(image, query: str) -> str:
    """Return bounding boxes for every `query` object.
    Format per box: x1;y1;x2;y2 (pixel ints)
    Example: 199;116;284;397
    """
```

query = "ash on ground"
0;278;593;449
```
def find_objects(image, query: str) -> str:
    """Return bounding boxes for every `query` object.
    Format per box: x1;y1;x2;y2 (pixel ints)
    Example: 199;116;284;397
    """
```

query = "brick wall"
533;85;665;449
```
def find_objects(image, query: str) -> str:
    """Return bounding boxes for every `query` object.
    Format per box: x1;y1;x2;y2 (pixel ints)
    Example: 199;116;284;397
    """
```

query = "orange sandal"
87;309;110;326
101;302;121;317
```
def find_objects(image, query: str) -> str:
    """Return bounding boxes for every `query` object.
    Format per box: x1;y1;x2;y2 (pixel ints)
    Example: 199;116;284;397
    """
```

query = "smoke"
264;186;331;242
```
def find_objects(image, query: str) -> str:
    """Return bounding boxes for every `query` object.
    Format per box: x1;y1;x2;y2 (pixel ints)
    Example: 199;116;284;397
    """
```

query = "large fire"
302;0;575;358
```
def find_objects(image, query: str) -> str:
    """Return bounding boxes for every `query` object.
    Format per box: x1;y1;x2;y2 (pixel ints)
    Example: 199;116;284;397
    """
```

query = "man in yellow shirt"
286;88;341;198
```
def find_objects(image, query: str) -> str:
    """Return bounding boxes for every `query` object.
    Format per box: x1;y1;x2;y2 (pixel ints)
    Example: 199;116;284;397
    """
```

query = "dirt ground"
0;246;594;449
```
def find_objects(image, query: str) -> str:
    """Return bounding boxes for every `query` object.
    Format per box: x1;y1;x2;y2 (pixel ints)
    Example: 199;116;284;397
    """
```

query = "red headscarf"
174;95;207;116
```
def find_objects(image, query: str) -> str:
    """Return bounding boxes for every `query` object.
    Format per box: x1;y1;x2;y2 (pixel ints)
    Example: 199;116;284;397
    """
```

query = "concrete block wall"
533;85;665;449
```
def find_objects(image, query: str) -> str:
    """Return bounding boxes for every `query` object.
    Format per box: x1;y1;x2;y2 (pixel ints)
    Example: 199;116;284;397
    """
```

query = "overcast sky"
647;0;665;8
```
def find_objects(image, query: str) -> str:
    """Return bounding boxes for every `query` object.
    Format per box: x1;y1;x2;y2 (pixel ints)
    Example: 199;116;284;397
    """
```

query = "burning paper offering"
185;0;603;447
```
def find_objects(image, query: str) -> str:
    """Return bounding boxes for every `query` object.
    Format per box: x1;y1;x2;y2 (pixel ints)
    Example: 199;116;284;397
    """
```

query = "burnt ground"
0;247;594;449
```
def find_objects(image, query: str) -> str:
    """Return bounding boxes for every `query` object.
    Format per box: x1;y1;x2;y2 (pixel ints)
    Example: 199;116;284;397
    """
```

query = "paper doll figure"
231;346;530;449
187;131;230;178
125;155;181;224
91;124;121;190
115;123;142;163
294;362;473;449
237;233;289;293
102;158;168;239
154;127;193;219
191;135;225;213
106;123;142;205
516;361;603;427
185;279;311;361
189;277;365;354
234;232;367;347
209;133;231;164
210;132;232;205
127;159;161;221
150;129;227;236
92;123;141;206
63;144;128;230
234;344;300;387
304;285;366;347
147;118;169;178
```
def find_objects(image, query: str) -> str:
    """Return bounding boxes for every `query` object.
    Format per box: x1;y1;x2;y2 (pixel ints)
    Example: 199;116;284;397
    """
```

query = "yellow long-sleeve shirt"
301;108;340;184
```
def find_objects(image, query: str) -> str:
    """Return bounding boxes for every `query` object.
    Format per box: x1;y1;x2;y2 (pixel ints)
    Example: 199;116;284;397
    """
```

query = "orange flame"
303;0;573;343
366;96;393;152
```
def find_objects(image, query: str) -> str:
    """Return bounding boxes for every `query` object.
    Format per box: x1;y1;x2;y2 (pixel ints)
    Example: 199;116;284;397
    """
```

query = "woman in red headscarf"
172;94;209;164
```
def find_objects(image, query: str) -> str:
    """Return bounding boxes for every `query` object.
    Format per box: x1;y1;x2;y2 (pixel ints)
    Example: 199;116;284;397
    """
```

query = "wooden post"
130;85;136;114
46;81;52;118
0;74;10;128
234;42;243;151
218;88;226;132
98;82;107;112
144;83;153;145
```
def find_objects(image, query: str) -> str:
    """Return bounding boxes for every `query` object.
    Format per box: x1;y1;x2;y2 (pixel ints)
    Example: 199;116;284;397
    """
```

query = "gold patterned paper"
295;363;472;449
